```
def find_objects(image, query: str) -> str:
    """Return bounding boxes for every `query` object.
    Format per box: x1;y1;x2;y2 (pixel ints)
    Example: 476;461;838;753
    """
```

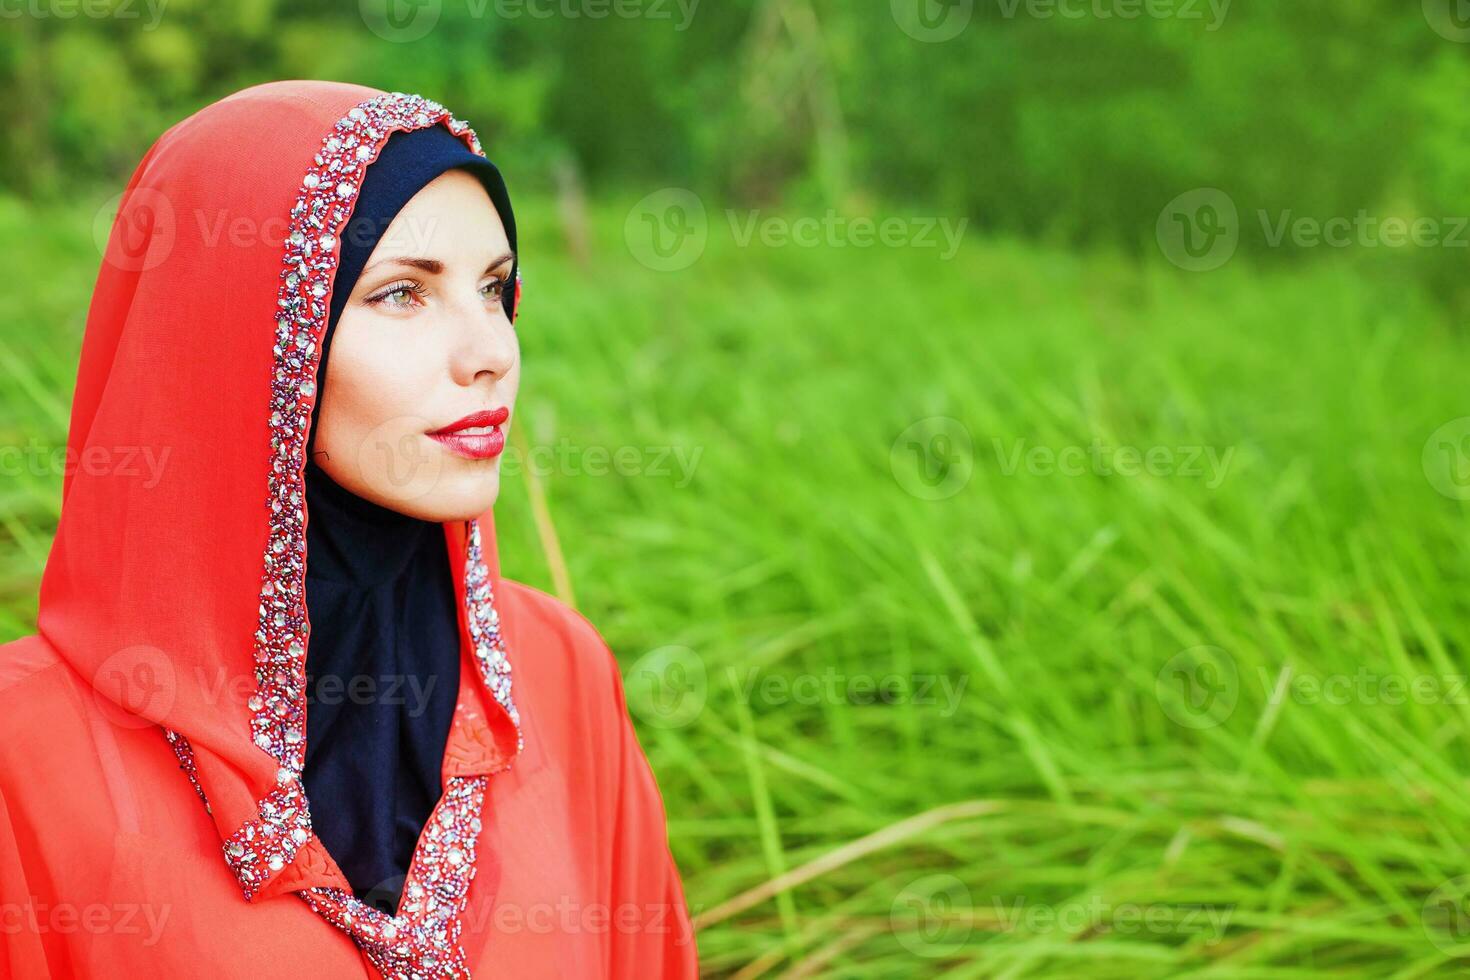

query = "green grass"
7;189;1470;977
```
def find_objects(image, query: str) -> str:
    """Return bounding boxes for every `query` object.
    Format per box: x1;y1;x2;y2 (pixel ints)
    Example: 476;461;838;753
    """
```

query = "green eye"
367;281;425;308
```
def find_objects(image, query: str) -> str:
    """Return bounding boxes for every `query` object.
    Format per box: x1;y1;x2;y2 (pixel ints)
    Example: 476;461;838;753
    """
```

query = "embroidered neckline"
163;92;523;979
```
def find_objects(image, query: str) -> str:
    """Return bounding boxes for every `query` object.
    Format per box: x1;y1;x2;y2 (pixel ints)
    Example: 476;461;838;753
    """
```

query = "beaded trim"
299;777;488;978
161;92;522;976
467;521;521;745
163;728;209;813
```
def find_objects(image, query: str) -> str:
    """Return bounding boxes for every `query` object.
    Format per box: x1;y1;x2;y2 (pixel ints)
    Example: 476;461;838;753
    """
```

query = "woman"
0;81;697;978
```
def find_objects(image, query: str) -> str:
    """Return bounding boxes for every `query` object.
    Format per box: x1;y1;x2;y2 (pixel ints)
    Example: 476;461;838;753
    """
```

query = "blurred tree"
3;0;1469;286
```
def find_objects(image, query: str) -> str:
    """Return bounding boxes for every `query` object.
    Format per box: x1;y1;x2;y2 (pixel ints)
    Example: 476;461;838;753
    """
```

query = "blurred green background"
8;1;1470;976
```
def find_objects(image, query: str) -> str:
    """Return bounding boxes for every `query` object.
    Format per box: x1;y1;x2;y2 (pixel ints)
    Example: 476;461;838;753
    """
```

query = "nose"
446;299;517;386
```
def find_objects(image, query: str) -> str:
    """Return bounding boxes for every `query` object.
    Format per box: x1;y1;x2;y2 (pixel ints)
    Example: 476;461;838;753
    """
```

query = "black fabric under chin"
300;461;461;912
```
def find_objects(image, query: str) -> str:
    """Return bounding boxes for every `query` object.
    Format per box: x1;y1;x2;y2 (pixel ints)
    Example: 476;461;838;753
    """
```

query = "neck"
303;460;439;586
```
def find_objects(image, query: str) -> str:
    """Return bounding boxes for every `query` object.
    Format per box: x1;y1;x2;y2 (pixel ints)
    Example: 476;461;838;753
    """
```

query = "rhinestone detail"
467;521;522;746
299;778;488;978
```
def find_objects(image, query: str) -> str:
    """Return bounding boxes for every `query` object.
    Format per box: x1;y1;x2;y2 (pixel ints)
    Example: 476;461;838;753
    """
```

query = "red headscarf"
0;81;695;978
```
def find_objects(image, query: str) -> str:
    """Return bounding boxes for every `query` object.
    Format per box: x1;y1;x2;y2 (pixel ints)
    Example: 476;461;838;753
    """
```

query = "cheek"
320;324;437;447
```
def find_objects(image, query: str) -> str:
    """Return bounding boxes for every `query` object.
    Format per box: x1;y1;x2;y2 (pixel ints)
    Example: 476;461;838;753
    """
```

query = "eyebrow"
361;251;515;278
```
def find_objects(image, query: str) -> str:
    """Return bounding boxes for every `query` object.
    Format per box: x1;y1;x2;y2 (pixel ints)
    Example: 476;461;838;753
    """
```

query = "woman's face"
312;169;518;521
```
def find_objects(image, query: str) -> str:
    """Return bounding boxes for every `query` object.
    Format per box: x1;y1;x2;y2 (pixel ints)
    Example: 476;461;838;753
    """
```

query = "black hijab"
302;126;516;913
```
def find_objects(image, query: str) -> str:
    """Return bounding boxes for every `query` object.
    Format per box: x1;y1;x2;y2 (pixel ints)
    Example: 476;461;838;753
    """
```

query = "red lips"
429;407;510;434
427;407;510;460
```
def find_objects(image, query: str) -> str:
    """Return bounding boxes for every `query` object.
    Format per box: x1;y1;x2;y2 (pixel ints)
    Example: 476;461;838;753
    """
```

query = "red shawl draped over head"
0;81;696;979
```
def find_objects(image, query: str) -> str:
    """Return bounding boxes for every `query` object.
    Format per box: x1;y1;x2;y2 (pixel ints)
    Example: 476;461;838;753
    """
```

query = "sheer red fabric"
0;81;696;978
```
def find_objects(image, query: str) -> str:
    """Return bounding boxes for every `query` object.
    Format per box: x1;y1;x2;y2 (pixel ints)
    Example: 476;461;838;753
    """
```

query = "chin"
329;430;506;521
406;468;502;523
348;463;500;522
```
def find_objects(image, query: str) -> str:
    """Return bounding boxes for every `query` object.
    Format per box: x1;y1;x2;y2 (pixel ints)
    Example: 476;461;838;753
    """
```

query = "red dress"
0;81;697;979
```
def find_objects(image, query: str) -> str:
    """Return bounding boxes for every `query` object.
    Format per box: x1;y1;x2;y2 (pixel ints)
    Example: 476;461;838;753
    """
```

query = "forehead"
379;169;510;260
